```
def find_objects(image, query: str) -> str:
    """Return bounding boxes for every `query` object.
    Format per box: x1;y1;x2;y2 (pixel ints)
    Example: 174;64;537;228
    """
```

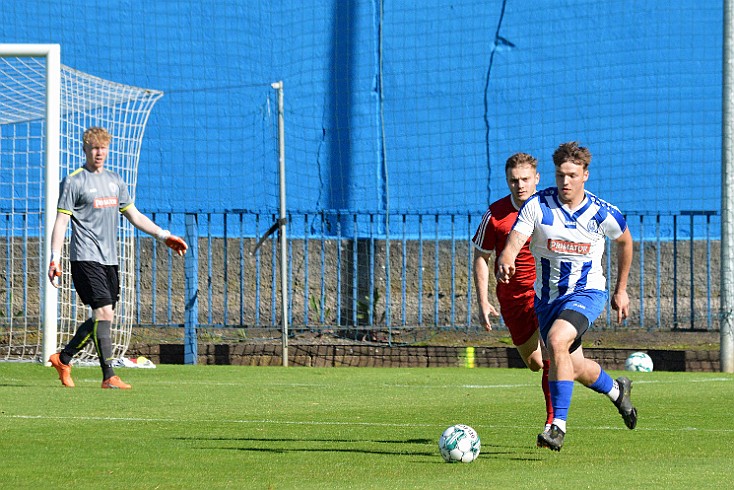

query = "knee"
93;306;115;323
526;353;544;372
546;336;567;356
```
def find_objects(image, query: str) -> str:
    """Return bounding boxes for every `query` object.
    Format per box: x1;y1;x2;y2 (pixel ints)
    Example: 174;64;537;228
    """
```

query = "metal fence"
128;210;721;343
0;209;721;350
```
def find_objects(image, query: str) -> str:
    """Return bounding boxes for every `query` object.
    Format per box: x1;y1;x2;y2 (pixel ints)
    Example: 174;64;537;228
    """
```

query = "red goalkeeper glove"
48;252;62;288
156;230;188;256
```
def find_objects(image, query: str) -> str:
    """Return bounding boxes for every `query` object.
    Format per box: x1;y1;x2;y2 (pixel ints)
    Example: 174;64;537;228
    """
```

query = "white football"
625;351;654;372
438;424;481;463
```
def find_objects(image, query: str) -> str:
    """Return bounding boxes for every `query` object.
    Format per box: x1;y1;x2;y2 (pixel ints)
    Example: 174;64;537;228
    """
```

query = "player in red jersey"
472;152;553;432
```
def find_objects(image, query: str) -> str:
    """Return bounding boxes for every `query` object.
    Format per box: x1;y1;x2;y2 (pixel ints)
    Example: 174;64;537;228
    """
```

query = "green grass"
1;363;732;489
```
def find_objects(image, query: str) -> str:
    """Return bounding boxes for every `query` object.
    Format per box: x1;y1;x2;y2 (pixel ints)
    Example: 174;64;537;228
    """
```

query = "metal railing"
0;209;722;350
128;210;721;341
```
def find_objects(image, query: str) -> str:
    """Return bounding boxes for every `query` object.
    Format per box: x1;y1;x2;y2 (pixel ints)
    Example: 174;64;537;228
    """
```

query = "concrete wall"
131;343;721;372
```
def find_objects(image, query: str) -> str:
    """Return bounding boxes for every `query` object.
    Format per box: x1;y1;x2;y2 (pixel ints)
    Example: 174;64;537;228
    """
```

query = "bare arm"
611;228;633;323
472;249;500;331
122;204;165;236
47;212;71;287
495;230;529;284
49;212;71;255
122;204;188;256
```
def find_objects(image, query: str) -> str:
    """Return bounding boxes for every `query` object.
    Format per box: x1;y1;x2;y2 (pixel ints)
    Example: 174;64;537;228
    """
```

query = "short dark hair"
552;141;591;169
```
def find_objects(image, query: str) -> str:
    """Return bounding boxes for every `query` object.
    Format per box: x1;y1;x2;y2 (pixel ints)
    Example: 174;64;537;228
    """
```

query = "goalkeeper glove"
48;252;62;288
156;229;188;256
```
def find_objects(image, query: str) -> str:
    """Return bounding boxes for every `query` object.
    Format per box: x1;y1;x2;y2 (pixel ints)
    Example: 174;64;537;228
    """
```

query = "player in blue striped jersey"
496;141;637;451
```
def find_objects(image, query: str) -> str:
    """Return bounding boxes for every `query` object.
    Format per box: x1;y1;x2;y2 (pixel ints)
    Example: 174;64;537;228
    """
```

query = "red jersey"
472;194;535;294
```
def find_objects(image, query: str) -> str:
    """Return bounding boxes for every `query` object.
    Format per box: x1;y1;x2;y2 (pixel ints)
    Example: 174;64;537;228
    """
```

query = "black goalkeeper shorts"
70;261;119;310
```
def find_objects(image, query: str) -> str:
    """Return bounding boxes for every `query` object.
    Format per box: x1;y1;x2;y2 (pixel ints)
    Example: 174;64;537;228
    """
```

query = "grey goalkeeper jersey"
57;167;132;265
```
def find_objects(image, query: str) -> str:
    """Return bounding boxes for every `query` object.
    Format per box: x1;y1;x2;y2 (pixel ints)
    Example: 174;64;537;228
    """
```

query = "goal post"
722;1;734;373
0;44;162;363
1;43;60;363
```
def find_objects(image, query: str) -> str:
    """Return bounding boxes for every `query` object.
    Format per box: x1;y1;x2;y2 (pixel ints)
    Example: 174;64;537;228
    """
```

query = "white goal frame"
0;43;162;364
0;44;60;363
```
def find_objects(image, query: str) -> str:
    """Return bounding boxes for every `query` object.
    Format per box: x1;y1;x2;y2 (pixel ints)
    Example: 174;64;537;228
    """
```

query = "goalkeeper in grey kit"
47;127;187;389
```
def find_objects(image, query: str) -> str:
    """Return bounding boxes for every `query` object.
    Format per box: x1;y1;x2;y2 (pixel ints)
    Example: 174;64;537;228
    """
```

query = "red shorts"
497;288;538;346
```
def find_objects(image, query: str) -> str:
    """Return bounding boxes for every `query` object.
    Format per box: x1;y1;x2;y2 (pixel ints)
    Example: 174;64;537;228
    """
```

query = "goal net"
0;44;163;363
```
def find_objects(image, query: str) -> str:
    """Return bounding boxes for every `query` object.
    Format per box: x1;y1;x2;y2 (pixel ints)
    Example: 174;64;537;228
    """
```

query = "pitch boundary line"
2;376;731;389
4;413;734;433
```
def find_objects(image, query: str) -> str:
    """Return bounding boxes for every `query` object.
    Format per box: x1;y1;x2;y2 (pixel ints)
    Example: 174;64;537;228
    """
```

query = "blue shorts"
534;289;608;344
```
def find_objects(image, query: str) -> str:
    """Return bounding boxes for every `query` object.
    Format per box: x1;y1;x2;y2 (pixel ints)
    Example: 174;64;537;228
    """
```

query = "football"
625;351;654;372
438;424;481;463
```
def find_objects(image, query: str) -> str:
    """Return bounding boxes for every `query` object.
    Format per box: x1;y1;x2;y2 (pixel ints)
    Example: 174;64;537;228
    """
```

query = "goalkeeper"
47;127;187;389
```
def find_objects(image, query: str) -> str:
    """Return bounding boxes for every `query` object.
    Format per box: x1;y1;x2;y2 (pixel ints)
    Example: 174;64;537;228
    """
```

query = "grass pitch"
1;363;732;489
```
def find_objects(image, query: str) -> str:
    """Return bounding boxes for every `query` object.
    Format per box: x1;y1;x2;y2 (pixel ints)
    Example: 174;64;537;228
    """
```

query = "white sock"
606;379;620;402
552;419;567;433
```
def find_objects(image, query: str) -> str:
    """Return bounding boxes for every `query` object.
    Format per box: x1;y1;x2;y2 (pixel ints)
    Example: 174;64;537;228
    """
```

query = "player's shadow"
174;436;542;460
176;436;433;444
176;435;435;457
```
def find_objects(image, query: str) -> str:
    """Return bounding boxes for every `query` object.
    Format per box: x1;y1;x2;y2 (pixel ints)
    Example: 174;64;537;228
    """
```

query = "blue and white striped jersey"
512;187;627;303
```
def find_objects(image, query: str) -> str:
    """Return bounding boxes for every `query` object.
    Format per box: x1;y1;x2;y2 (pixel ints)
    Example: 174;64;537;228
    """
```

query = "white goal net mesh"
0;54;162;362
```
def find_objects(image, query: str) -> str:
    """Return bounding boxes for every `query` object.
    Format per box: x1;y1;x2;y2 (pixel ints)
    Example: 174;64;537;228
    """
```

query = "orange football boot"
101;375;132;390
49;352;75;388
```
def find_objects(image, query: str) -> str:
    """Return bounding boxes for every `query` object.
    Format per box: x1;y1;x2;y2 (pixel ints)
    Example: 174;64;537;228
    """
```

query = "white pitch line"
389;377;734;390
632;377;733;384
3;414;433;427
2;375;730;390
4;414;734;433
387;383;536;389
142;377;734;390
11;377;729;390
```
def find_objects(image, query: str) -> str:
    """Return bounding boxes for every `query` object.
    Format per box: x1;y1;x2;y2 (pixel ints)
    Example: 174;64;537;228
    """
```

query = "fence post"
723;0;734;372
184;213;199;364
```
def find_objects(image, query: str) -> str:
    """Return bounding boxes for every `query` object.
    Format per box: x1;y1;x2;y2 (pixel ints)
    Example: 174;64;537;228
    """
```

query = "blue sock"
549;380;574;422
589;369;614;394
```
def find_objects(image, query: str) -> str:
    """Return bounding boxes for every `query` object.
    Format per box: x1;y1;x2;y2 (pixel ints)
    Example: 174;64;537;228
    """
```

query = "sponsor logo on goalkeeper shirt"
547;239;590;255
94;197;119;208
